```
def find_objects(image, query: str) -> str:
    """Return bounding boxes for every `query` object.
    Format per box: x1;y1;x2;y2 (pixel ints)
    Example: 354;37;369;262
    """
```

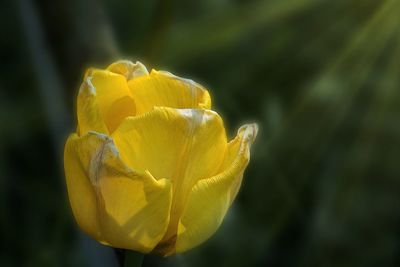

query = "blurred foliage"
1;0;400;266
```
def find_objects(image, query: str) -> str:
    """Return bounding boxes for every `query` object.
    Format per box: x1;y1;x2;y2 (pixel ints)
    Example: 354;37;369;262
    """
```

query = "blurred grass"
1;0;400;266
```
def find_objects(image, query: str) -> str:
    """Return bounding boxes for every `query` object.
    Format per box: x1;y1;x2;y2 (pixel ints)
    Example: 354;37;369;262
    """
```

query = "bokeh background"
1;0;400;266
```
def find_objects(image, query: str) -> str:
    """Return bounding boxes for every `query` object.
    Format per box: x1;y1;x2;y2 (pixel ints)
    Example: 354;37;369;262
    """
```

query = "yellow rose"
64;60;258;256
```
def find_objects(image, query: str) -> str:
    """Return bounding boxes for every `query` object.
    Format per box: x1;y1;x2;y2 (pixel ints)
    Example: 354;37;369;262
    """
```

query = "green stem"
124;250;144;267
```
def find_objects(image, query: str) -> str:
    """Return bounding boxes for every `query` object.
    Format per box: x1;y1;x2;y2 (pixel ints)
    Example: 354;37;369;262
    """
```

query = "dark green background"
1;0;399;266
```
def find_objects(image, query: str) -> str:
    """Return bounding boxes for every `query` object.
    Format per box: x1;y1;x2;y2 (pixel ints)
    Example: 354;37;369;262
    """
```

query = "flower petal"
83;69;136;133
112;107;226;185
64;132;172;252
64;133;105;243
174;123;258;254
112;107;227;251
98;159;172;253
106;60;149;80
77;80;109;135
127;70;211;115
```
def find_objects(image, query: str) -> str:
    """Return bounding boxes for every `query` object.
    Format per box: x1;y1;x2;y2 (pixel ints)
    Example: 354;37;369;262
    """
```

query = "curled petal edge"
64;131;172;253
157;123;258;255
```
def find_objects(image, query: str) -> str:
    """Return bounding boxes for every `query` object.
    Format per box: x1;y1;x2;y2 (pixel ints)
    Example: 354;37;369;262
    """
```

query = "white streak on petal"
157;70;205;99
108;60;149;81
78;76;96;95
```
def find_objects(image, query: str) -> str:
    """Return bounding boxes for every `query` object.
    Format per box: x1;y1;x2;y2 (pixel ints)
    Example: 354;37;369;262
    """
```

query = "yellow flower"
64;60;258;256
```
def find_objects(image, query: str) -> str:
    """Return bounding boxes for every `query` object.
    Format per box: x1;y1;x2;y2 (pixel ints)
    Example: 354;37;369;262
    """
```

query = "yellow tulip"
64;60;258;256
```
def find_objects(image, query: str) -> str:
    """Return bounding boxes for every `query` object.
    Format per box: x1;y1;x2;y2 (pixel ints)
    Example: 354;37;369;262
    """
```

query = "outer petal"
82;69;136;133
112;107;227;250
174;123;258;254
64;133;104;242
112;107;226;182
77;79;109;135
64;132;172;253
127;70;211;115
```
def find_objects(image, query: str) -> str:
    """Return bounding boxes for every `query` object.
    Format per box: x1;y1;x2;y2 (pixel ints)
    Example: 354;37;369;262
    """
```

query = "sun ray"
266;0;398;157
260;0;400;232
161;0;321;66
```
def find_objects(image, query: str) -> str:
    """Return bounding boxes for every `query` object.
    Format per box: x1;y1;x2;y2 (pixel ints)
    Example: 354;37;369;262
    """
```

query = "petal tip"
79;76;97;96
107;60;149;80
154;70;210;96
238;123;258;144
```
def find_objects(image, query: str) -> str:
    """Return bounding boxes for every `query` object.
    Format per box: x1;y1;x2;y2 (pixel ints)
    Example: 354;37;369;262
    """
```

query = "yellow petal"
84;69;136;133
77;62;147;135
107;60;149;80
127;70;211;115
112;107;227;252
76;80;109;135
64;132;172;253
98;161;172;253
112;108;226;182
64;133;105;243
175;123;258;254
